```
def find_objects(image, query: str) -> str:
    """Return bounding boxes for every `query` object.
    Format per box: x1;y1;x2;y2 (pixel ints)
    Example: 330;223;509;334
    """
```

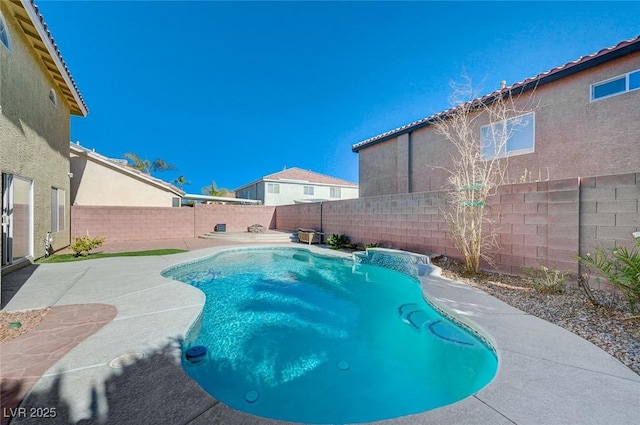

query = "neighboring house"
1;0;88;270
70;143;184;207
234;167;358;206
352;37;640;197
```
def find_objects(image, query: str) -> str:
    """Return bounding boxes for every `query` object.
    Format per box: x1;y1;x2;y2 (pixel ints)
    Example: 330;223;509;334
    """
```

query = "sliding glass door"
1;173;33;266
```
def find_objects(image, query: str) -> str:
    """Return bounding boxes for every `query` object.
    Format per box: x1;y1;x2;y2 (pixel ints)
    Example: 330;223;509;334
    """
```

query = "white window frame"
480;112;535;161
330;187;341;198
267;183;280;194
51;187;65;232
590;69;640;102
303;186;314;196
0;12;10;51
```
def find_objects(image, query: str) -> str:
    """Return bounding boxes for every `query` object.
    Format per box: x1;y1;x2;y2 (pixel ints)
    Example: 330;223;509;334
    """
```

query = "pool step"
398;303;434;330
199;231;295;243
398;303;477;346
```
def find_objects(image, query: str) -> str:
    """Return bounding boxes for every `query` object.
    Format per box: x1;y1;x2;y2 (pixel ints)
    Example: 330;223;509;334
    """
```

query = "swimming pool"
163;247;497;424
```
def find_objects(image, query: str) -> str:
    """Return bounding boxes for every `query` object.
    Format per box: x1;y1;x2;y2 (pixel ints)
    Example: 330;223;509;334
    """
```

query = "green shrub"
70;236;106;257
578;240;640;312
521;265;569;294
365;242;381;249
327;234;350;250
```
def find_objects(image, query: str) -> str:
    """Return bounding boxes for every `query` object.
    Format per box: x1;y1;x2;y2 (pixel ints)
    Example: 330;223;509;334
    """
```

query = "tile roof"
352;35;640;152
240;167;358;189
70;143;184;196
7;0;88;115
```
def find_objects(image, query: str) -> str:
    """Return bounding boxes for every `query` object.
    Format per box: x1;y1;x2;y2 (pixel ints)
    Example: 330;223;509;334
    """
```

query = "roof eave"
18;0;88;116
71;144;184;196
352;36;640;153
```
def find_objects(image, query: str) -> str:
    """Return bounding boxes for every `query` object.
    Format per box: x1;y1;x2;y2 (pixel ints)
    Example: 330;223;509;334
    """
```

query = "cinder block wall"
71;206;195;242
194;204;276;234
274;172;639;279
69;173;638;281
321;192;449;255
275;203;322;231
71;204;277;242
579;173;639;288
487;178;580;274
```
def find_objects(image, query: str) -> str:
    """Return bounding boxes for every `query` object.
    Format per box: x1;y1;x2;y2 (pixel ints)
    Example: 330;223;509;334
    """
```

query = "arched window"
49;88;57;106
0;12;10;50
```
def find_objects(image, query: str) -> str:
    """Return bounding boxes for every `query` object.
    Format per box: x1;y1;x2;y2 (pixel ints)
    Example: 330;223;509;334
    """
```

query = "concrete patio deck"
1;240;639;425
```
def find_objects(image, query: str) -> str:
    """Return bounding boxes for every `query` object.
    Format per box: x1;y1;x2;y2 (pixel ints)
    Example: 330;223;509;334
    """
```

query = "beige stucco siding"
237;180;358;205
359;51;640;196
70;154;179;207
1;4;71;257
358;138;399;197
263;182;359;206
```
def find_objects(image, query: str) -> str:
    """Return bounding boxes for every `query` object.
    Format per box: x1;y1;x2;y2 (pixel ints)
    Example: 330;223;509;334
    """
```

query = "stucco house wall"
0;2;72;261
261;181;359;206
235;168;359;206
70;149;181;207
356;45;640;197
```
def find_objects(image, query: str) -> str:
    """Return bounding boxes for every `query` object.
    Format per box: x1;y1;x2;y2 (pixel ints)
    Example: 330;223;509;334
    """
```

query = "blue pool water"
163;248;497;424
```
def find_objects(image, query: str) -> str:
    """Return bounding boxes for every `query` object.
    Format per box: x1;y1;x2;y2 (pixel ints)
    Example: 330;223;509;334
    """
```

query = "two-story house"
235;167;358;206
352;36;640;197
1;0;87;271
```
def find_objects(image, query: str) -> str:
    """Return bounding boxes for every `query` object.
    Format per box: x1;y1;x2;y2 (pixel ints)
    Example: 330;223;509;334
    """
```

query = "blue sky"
38;1;640;194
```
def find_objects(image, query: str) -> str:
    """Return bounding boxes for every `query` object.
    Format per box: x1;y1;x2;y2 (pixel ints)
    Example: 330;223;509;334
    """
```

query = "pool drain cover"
338;360;350;371
109;352;144;369
245;390;259;403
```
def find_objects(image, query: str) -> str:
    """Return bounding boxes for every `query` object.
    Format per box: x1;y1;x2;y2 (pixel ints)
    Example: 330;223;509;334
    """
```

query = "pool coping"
4;244;640;425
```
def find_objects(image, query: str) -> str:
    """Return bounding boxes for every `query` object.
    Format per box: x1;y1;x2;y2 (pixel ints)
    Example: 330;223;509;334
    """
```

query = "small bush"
578;240;640;312
327;234;350;250
365;242;381;249
521;265;569;294
70;236;106;257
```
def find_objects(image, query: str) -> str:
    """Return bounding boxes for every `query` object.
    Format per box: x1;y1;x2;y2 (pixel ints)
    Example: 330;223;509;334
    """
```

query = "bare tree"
433;77;536;274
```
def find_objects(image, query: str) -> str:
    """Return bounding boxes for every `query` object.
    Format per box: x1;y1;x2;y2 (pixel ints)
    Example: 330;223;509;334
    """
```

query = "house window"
172;197;180;207
0;12;10;50
267;183;280;194
49;89;57;106
481;112;535;160
591;69;640;101
330;187;341;198
51;188;65;232
303;186;314;195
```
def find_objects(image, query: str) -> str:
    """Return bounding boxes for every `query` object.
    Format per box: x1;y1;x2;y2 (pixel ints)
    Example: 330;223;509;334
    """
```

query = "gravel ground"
0;308;49;344
432;257;640;376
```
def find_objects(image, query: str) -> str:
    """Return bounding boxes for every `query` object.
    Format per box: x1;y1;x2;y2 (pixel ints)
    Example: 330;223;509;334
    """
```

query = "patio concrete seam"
101;281;176;303
112;304;203;321
499;347;640;382
42;363;107;377
49;267;91;307
472;395;518;424
184;399;221;424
